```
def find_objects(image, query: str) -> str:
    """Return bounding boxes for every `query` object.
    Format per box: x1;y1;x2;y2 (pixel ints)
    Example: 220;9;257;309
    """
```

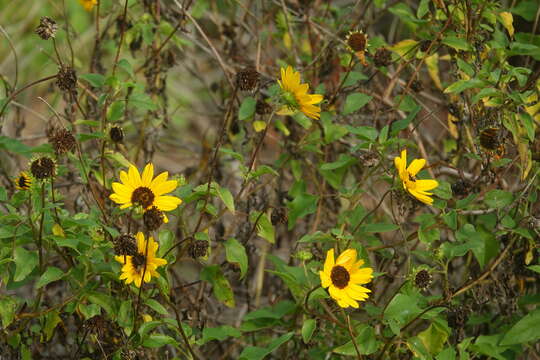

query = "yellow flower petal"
407;158;427;176
415;179;439;191
323;249;335;275
154;195;182;211
141;163;154;187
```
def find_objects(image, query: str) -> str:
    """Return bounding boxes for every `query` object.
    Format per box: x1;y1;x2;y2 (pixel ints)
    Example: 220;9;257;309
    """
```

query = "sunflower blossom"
277;66;323;120
79;0;97;11
320;248;373;308
109;163;182;222
115;232;167;287
14;172;32;190
394;149;439;205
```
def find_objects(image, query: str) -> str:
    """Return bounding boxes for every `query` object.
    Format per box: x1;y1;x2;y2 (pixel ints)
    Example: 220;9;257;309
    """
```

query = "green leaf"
198;325;242;345
14;247;38;282
43;310;62;341
418;322;449;355
239;332;294;360
201;265;235;308
145;298;168;315
333;324;380;355
239;97;256;120
527;265;540;274
360;223;399;233
384;294;422;326
0;296;19;328
79;73;105;88
443;79;486;94
142;334;178;348
442;36;472;51
500;308;540;345
287;182;318;230
35;267;64;288
224;238;248;279
301;318;316;343
250;211;275;243
484;190;513;208
216;185;235;214
343;93;372;115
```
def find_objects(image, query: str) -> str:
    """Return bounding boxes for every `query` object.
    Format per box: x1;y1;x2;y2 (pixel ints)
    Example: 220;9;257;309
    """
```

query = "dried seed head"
110;126;124;143
451;179;472;197
56;65;77;92
35;17;58;40
447;305;469;329
256;99;272;115
143;206;164;231
414;269;432;290
49;127;76;155
346;31;368;52
410;79;423;93
271;207;288;225
373;47;392;67
188;240;209;259
420;40;431;52
113;234;137;256
121;350;137;360
359;151;379;167
30;157;56;180
236;67;260;91
479;127;501;151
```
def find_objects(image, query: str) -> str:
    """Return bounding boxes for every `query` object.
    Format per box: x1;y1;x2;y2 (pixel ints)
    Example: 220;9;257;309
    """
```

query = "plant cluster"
0;0;539;359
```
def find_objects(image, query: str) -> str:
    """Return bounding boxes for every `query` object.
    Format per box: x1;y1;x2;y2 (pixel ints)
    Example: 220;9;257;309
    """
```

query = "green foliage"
0;0;538;358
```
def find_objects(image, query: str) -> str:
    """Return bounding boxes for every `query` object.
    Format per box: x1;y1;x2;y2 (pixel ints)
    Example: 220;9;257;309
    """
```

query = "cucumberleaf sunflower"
277;66;323;120
394;149;439;205
320;248;373;308
109;163;181;221
115;232;167;288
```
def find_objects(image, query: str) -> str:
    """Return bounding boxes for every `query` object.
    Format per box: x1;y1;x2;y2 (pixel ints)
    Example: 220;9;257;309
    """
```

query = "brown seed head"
188;240;209;259
271;207;288;225
113;234;137;256
35;17;58;40
56;65;77;92
30;157;56;180
49;127;76;155
110;126;124;143
143;206;164;231
236;67;260;91
414;269;432;290
256;99;272;115
347;31;367;52
131;187;155;208
373;47;392;67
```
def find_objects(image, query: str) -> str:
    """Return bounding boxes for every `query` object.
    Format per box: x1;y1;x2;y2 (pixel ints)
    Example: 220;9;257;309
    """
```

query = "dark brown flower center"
131;253;146;271
348;32;367;52
331;265;350;289
131;187;155;208
408;173;417;182
18;176;30;189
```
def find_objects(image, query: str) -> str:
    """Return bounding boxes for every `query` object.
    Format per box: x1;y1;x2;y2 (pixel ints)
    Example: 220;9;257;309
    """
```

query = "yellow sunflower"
79;0;97;11
109;163;182;221
115;232;167;288
277;66;323;120
320;248;373;308
394;149;439;205
14;172;32;190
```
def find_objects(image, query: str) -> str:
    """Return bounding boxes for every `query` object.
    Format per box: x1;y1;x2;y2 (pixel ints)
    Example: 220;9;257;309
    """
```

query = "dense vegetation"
0;0;539;359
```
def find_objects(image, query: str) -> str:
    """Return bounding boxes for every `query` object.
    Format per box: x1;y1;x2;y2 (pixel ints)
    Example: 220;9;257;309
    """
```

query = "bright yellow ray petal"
320;271;331;288
141;163;154;187
407;158;426;176
415;179;439;191
128;165;142;187
154;195;182;211
136;232;146;253
336;249;357;266
152;179;177;196
323;249;335;274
